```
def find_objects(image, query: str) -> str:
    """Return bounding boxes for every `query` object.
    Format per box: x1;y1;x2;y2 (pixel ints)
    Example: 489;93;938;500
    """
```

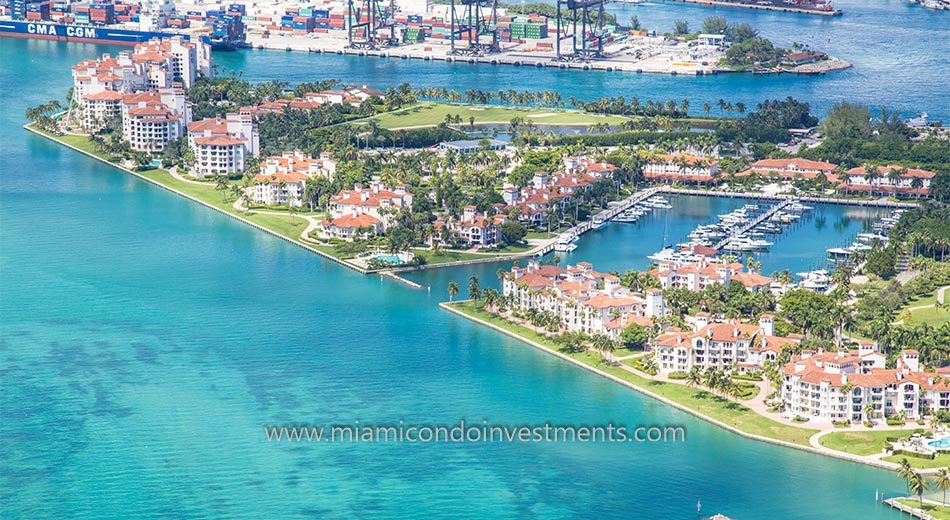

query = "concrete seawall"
440;301;910;474
25;125;373;276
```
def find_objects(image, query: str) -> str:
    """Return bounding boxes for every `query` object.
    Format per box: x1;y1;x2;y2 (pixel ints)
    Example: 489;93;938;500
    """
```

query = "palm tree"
215;175;230;202
935;468;950;506
908;471;929;508
864;164;880;195
641;357;658;379
897;458;914;494
447;281;459;302
886;168;902;197
468;276;481;302
910;176;924;199
686;366;702;388
727;381;744;403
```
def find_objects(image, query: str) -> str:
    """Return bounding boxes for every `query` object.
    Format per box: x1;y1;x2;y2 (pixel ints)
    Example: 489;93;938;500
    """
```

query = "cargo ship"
0;1;246;50
0;19;244;49
0;19;182;44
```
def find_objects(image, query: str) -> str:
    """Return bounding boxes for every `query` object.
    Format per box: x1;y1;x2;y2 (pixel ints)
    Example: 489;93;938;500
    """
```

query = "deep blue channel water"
0;33;929;518
213;0;950;120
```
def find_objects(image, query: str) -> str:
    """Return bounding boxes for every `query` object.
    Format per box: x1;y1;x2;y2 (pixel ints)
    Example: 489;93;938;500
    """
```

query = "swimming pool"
374;254;403;265
927;436;950;449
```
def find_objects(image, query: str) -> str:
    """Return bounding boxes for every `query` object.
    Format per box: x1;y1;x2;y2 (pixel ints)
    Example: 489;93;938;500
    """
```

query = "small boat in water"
554;233;578;252
591;213;607;230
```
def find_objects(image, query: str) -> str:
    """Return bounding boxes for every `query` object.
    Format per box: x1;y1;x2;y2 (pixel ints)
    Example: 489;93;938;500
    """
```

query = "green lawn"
883;453;950;470
905;306;950;326
412;248;486;265
448;301;819;446
365;102;632;130
492;241;534;254
895;499;950;520
819;430;895;456
898;286;950;326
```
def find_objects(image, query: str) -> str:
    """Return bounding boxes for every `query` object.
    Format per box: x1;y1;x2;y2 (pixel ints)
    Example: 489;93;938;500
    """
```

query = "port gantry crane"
346;0;399;49
555;0;607;61
449;0;500;56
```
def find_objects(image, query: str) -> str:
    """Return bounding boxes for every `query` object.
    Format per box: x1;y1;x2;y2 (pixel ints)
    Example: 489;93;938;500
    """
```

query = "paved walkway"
168;166;208;186
895;285;950;325
230;197;324;243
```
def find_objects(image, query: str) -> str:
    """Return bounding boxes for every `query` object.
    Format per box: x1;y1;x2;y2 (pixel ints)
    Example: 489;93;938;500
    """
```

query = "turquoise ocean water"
0;21;936;520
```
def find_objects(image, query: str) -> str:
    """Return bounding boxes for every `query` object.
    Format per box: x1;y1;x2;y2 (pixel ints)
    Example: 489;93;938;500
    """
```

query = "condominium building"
252;172;309;207
133;36;212;88
839;165;935;198
739;158;839;182
72;37;210;136
652;259;773;293
781;348;949;422
72;53;144;100
72;37;211;99
322;181;413;239
652;315;795;375
261;151;337;182
447;206;505;247
121;88;189;153
643;154;719;184
187;114;259;178
502;260;667;339
80;90;124;131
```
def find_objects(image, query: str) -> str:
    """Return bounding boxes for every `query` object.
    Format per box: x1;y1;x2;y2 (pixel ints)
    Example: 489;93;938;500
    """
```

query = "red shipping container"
74;6;89;13
314;28;327;33
258;16;272;21
26;11;42;20
62;16;74;22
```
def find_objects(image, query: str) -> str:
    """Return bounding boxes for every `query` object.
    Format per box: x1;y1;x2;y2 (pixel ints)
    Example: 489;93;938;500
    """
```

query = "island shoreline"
439;300;918;474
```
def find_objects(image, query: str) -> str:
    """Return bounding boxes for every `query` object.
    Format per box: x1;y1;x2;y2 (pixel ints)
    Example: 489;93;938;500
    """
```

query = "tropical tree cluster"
25;100;65;133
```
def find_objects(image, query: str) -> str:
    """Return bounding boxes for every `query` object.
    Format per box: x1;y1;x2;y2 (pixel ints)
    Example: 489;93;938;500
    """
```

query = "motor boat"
554;233;578;252
591;213;607;230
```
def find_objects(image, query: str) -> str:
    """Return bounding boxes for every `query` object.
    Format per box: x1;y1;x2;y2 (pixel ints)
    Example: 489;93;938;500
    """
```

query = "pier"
883;498;937;520
712;197;796;251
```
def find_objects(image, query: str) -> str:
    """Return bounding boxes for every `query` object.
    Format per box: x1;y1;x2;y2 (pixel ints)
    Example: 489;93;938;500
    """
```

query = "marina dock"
712;198;796;251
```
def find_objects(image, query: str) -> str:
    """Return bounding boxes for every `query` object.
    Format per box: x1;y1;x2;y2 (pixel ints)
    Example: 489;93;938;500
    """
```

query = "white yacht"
591;213;607;230
554;233;578;252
